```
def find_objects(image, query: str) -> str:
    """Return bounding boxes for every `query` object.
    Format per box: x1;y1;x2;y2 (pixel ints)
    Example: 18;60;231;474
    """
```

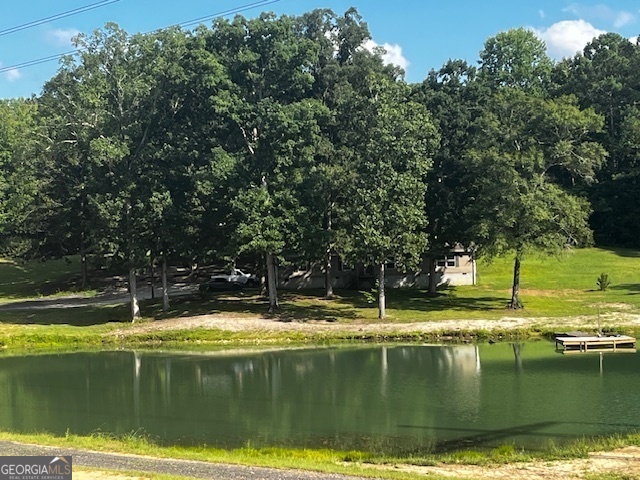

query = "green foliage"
489;444;517;460
0;99;47;258
596;272;611;291
479;27;553;93
6;428;640;480
557;33;640;245
360;281;379;305
466;78;605;307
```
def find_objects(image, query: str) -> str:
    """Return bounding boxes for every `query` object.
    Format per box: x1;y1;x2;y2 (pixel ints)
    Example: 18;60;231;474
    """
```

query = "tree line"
0;8;637;319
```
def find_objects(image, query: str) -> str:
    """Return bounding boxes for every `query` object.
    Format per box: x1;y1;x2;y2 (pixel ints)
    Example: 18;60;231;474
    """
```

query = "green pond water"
0;343;639;454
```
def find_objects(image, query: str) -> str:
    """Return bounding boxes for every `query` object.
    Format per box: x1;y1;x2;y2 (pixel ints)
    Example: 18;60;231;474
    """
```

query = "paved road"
0;441;372;480
0;285;197;311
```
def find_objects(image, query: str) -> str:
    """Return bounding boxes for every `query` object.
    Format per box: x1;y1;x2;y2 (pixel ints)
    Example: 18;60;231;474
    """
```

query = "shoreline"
2;310;640;351
2;430;640;480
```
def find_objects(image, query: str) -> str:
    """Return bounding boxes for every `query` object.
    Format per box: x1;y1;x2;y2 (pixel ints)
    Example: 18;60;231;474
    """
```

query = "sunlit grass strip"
0;324;554;351
4;322;640;352
0;431;436;480
2;430;640;478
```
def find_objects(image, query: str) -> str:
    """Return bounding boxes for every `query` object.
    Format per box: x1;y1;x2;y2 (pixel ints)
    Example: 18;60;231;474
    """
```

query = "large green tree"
340;73;438;318
46;24;199;320
468;90;606;308
413;60;487;294
39;59;103;288
294;7;389;298
0;99;45;258
479;27;553;93
203;12;325;312
556;34;640;245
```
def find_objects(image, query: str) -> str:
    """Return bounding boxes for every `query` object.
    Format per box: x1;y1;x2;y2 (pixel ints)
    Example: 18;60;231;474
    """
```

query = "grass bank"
0;322;548;352
0;431;437;480
1;247;640;351
2;429;640;480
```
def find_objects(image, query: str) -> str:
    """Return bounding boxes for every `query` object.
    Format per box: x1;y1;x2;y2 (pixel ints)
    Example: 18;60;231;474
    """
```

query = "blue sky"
1;1;639;98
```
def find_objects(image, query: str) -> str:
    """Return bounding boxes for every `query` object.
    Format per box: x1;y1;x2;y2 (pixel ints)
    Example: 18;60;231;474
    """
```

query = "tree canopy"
1;11;635;317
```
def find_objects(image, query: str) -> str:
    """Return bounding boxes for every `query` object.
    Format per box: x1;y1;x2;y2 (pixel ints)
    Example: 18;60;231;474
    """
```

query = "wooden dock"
555;334;636;352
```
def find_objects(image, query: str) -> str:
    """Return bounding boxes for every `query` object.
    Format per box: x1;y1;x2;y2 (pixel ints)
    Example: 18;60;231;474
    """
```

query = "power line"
173;0;279;29
0;0;120;38
0;0;281;74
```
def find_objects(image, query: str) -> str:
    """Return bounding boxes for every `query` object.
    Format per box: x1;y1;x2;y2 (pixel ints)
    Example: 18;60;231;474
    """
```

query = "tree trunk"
378;262;386;319
125;200;140;321
325;208;334;298
150;253;155;300
80;183;89;290
257;255;267;296
428;256;438;295
129;266;141;321
162;254;170;313
509;251;523;309
266;252;279;313
325;249;334;298
80;251;89;290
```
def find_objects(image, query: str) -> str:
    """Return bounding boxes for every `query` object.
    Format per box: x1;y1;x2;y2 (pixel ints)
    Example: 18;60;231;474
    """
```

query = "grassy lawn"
158;246;640;322
0;247;639;335
0;257;89;300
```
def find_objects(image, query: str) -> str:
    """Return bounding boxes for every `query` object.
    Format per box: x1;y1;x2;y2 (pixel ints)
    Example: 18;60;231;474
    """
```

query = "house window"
337;258;354;272
437;255;456;268
292;260;310;272
384;258;396;270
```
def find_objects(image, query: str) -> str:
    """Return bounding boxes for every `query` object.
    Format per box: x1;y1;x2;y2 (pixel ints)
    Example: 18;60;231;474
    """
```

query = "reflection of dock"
555;334;636;353
561;347;637;355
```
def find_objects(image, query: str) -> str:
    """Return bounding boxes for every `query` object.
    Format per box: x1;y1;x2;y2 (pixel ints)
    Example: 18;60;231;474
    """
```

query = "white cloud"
631;36;639;45
539;10;545;19
362;39;410;71
0;61;22;82
46;28;81;47
613;11;635;28
4;68;22;82
563;3;636;28
534;20;606;59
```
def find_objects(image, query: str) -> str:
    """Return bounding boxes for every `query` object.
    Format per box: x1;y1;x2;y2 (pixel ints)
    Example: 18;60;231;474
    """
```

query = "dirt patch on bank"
382;446;640;479
116;311;640;338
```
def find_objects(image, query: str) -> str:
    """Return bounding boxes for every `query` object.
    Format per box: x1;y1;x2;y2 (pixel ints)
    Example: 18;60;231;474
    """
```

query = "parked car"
198;277;241;293
199;269;257;293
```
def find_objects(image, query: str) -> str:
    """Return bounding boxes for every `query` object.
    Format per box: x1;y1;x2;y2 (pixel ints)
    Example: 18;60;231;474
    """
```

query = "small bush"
490;444;517;460
596;273;611;291
446;450;487;464
360;281;379;305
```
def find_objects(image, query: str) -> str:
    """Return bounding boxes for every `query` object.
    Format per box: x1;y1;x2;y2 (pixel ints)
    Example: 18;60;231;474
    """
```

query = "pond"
0;343;639;454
